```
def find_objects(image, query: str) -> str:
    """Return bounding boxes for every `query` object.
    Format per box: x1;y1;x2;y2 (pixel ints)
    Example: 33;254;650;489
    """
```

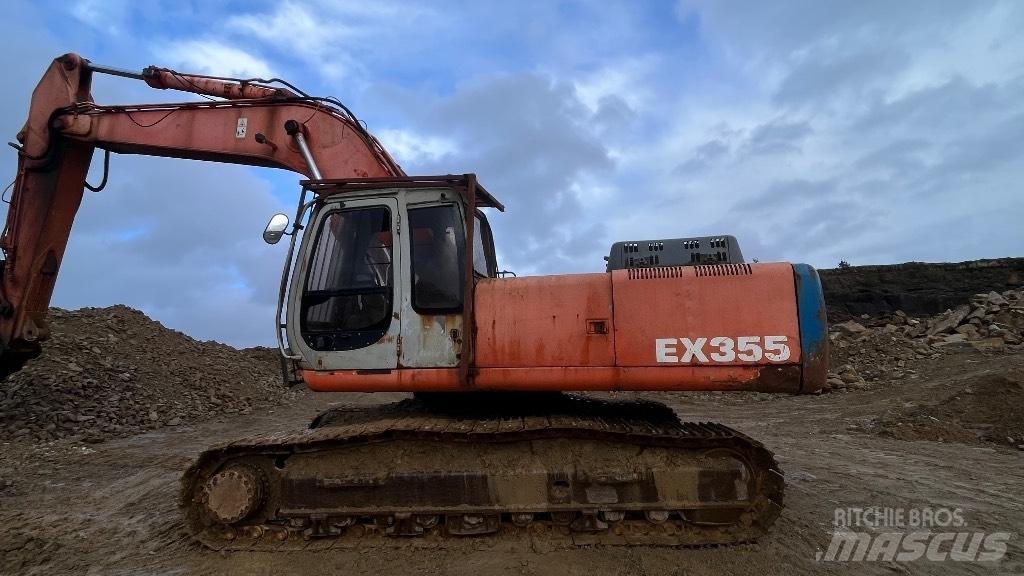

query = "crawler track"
182;395;783;550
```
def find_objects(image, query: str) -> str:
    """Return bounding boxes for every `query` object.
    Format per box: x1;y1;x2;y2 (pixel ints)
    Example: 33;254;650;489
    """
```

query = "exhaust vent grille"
694;263;753;277
627;266;687;280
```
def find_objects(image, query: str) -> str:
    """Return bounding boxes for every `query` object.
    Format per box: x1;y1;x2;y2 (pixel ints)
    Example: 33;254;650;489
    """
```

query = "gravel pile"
0;306;297;444
868;372;1024;448
824;289;1024;392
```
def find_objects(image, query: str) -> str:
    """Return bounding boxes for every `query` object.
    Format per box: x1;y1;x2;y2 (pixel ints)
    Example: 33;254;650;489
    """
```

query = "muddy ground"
2;342;1022;575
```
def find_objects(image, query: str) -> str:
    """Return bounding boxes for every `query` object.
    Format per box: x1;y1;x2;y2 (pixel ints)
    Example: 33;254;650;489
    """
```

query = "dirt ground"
2;344;1022;575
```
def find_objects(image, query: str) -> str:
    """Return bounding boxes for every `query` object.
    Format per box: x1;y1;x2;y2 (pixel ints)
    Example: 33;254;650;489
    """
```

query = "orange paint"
474;273;615;367
611;263;801;366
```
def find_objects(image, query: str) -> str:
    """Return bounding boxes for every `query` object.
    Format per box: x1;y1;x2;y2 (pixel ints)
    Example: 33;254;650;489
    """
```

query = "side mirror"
263;213;289;244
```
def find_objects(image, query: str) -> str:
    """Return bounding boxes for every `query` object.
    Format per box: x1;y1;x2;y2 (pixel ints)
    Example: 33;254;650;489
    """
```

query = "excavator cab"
275;177;502;378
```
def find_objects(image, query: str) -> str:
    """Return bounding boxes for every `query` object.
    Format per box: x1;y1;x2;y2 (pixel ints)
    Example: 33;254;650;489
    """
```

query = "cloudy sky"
1;1;1022;346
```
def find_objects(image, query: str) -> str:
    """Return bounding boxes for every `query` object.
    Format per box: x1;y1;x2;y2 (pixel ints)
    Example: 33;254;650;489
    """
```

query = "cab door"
397;202;465;368
286;197;401;370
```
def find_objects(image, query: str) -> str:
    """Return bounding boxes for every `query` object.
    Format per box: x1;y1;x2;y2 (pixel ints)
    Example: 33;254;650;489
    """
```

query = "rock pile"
0;306;298;444
824;289;1024;392
926;290;1024;347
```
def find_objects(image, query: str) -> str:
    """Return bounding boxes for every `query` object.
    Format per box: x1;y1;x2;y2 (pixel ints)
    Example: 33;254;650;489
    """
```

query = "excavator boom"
0;53;400;366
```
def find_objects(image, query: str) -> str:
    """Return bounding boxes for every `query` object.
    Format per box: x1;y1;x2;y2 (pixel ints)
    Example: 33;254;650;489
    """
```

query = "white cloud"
70;0;129;35
159;40;273;79
889;2;1024;98
572;55;659;113
228;2;348;79
224;0;435;83
375;128;457;166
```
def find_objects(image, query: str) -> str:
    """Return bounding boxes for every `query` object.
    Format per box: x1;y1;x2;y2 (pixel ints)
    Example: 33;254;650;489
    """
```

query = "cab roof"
301;174;504;212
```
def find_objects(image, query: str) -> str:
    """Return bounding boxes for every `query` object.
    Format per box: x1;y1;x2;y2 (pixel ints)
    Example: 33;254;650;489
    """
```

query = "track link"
182;395;783;550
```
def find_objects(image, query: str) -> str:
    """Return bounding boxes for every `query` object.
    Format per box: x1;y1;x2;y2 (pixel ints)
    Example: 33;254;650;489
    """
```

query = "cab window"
408;205;465;313
301;206;393;351
473;213;496;277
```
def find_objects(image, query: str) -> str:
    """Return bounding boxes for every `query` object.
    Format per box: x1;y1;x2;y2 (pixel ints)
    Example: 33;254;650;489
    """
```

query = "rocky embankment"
820;257;1024;320
825;288;1024;391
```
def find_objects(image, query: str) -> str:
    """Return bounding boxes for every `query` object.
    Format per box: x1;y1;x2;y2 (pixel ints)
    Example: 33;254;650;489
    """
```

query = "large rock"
986;291;1009;306
835;320;869;336
971;337;1005;352
927;305;971;336
934;333;968;346
954;324;980;340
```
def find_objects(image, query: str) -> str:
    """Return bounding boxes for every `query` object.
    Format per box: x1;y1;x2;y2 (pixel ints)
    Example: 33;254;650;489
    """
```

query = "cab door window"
408;205;465;313
301;206;393;351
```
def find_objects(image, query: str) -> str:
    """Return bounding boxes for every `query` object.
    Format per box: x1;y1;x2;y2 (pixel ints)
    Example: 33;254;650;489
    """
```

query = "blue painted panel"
793;263;828;392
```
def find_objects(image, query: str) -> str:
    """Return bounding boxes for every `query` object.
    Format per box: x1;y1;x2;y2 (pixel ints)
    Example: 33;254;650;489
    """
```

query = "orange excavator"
2;54;827;548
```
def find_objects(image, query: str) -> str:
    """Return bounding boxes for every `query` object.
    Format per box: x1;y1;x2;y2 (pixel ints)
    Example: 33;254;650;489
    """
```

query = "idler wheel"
202;465;265;525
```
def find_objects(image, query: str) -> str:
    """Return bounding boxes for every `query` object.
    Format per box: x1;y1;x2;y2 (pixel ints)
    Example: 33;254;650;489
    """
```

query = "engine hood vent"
695;263;753;277
627;266;687;280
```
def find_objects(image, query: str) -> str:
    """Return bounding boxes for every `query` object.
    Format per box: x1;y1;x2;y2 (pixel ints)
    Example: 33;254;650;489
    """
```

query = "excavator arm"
0;53;403;368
